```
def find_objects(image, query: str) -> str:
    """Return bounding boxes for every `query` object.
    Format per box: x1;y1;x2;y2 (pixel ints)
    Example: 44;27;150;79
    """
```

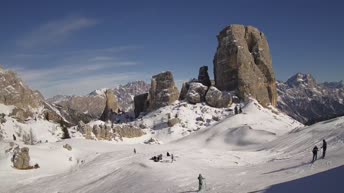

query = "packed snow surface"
1;100;343;193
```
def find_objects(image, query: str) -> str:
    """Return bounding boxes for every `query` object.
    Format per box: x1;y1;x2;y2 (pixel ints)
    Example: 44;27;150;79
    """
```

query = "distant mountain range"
277;73;344;124
47;81;150;124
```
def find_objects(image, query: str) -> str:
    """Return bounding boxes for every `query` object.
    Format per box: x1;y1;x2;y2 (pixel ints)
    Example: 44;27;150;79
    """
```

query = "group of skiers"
312;139;327;162
144;150;175;163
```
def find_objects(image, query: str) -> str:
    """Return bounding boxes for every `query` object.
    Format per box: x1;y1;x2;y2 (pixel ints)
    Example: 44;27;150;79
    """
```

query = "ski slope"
1;101;343;193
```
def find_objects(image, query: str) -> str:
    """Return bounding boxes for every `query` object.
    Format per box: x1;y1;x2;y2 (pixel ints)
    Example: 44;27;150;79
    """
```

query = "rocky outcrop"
179;82;190;101
205;86;232;108
148;71;179;111
0;66;44;119
277;73;344;124
213;25;277;107
99;89;119;122
48;81;150;124
77;122;144;140
186;82;208;104
134;93;149;118
198;66;211;87
13;147;31;169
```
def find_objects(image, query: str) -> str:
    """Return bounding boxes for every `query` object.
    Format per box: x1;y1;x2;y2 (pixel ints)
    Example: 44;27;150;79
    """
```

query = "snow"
0;103;15;115
1;100;344;193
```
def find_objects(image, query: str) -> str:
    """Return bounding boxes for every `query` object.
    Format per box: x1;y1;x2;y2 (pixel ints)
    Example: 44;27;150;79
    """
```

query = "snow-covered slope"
1;113;343;192
3;99;336;193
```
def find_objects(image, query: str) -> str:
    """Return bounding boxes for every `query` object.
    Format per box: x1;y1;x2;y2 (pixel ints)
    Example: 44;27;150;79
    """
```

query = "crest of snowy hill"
48;81;150;125
80;99;302;145
277;73;344;124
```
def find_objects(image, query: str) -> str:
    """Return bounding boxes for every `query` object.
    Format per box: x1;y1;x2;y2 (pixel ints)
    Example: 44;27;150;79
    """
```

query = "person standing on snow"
198;174;205;191
134;148;136;154
171;154;174;163
312;145;319;162
321;139;327;159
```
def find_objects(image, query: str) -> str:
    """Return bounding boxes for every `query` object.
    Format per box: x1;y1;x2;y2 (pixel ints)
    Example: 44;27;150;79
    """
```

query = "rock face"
48;81;150;124
134;93;149;118
277;73;344;124
198;66;211;87
0;66;43;119
213;25;277;107
205;86;232;108
186;82;208;104
134;71;179;117
100;89;119;121
148;71;179;111
179;82;190;101
13;147;31;169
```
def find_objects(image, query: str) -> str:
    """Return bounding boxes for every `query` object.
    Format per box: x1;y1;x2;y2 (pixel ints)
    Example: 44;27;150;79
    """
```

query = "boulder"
100;89;119;121
186;82;208;104
13;147;31;169
134;93;149;118
148;71;179;111
213;24;277;107
198;66;211;87
205;86;232;108
63;144;72;151
167;118;181;127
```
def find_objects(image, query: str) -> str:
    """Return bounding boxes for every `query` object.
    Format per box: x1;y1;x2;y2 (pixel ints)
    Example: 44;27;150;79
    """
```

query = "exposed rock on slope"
213;25;277;107
134;71;179;117
186;82;208;104
0;66;43;119
198;66;211;87
277;73;344;124
148;71;179;111
99;89;119;122
205;86;232;108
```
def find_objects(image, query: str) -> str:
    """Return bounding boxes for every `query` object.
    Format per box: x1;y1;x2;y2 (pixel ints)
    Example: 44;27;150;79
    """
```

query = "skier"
13;134;16;141
134;148;136;154
198;174;205;191
171;154;174;163
312;145;319;162
234;106;238;115
321;139;327;159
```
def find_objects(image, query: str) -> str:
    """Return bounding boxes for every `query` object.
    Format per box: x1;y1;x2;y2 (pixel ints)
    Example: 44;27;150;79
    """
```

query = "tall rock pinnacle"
213;24;277;107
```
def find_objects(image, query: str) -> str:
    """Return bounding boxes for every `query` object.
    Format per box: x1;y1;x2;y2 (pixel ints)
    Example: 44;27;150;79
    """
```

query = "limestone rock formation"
198;66;211;87
179;82;190;101
0;66;43;119
186;82;208;104
100;89;119;121
13;147;31;169
148;71;179;111
205;86;232;108
48;81;150;125
213;24;277;107
134;93;149;118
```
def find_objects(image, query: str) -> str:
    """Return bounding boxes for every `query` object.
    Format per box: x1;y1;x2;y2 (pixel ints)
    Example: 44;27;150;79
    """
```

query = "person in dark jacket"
198;174;205;191
321;139;327;159
312;146;319;162
234;106;238;115
133;148;136;154
13;134;16;141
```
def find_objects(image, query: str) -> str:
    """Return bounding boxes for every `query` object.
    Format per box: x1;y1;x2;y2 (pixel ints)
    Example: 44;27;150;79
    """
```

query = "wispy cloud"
17;16;98;48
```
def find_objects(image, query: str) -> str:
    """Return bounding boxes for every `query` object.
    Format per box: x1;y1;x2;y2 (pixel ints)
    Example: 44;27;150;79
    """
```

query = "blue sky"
1;0;343;97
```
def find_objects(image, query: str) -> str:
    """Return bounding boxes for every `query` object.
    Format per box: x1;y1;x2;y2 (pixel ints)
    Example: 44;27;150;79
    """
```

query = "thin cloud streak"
17;16;98;48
